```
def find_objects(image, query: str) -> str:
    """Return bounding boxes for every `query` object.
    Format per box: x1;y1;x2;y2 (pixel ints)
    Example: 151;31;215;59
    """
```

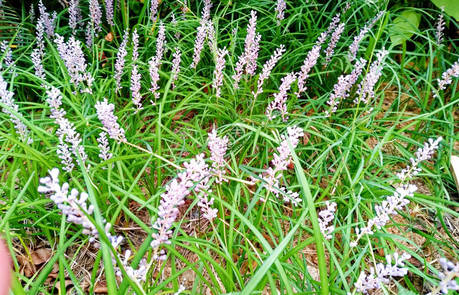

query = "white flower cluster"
259;126;304;205
97;131;112;162
354;252;411;293
275;0;286;25
318;201;337;240
171;47;182;89
190;0;212;69
31;20;46;80
397;137;443;181
130;29;143;110
38;0;57;37
435;7;445;45
348;11;384;62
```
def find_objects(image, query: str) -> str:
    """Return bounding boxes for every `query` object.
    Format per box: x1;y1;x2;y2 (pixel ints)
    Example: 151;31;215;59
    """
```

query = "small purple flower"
324;22;345;66
38;0;57;37
190;0;212;69
95;98;126;142
318;201;337;240
295;41;322;97
150;0;159;22
130;64;142;110
151;153;210;260
31;21;45;80
68;0;81;33
155;22;166;62
149;57;160;100
232;10;261;88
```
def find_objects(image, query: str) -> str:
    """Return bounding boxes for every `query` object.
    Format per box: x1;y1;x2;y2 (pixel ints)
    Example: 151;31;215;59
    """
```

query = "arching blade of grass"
289;142;329;295
242;204;308;294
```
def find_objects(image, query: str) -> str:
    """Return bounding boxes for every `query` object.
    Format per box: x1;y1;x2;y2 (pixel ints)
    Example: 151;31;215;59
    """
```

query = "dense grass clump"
0;0;458;294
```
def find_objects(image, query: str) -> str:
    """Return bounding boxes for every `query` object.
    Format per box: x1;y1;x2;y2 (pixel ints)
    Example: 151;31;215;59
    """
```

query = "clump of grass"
0;0;458;294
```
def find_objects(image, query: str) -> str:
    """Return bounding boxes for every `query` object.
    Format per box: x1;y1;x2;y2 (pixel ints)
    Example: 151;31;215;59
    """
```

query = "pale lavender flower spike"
266;72;297;121
130;64;142;110
54;34;94;93
89;0;102;32
115;250;148;283
149;57;160;100
213;47;228;98
150;0;159;22
324;22;345;66
435;58;459;97
396;137;442;181
95;98;127;142
0;74;32;144
318;201;337;240
295;31;327;98
191;0;212;69
155;22;166;62
326;58;367;116
115;30;129;92
253;45;286;99
46;87;88;168
350;137;442;248
232;10;261;89
355;49;389;104
69;0;81;33
436;6;445;45
171;47;182;89
97;131;112;163
38;0;57;37
348;11;384;62
31;20;46;80
354;252;411;293
151;154;210;260
105;0;114;26
1;41;14;72
208;129;229;183
275;0;286;25
259;126;303;205
432;258;459;294
38;168;98;241
38;168;123;248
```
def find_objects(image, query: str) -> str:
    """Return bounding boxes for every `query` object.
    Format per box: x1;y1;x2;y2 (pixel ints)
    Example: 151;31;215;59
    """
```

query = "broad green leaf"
431;0;459;21
390;10;421;46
